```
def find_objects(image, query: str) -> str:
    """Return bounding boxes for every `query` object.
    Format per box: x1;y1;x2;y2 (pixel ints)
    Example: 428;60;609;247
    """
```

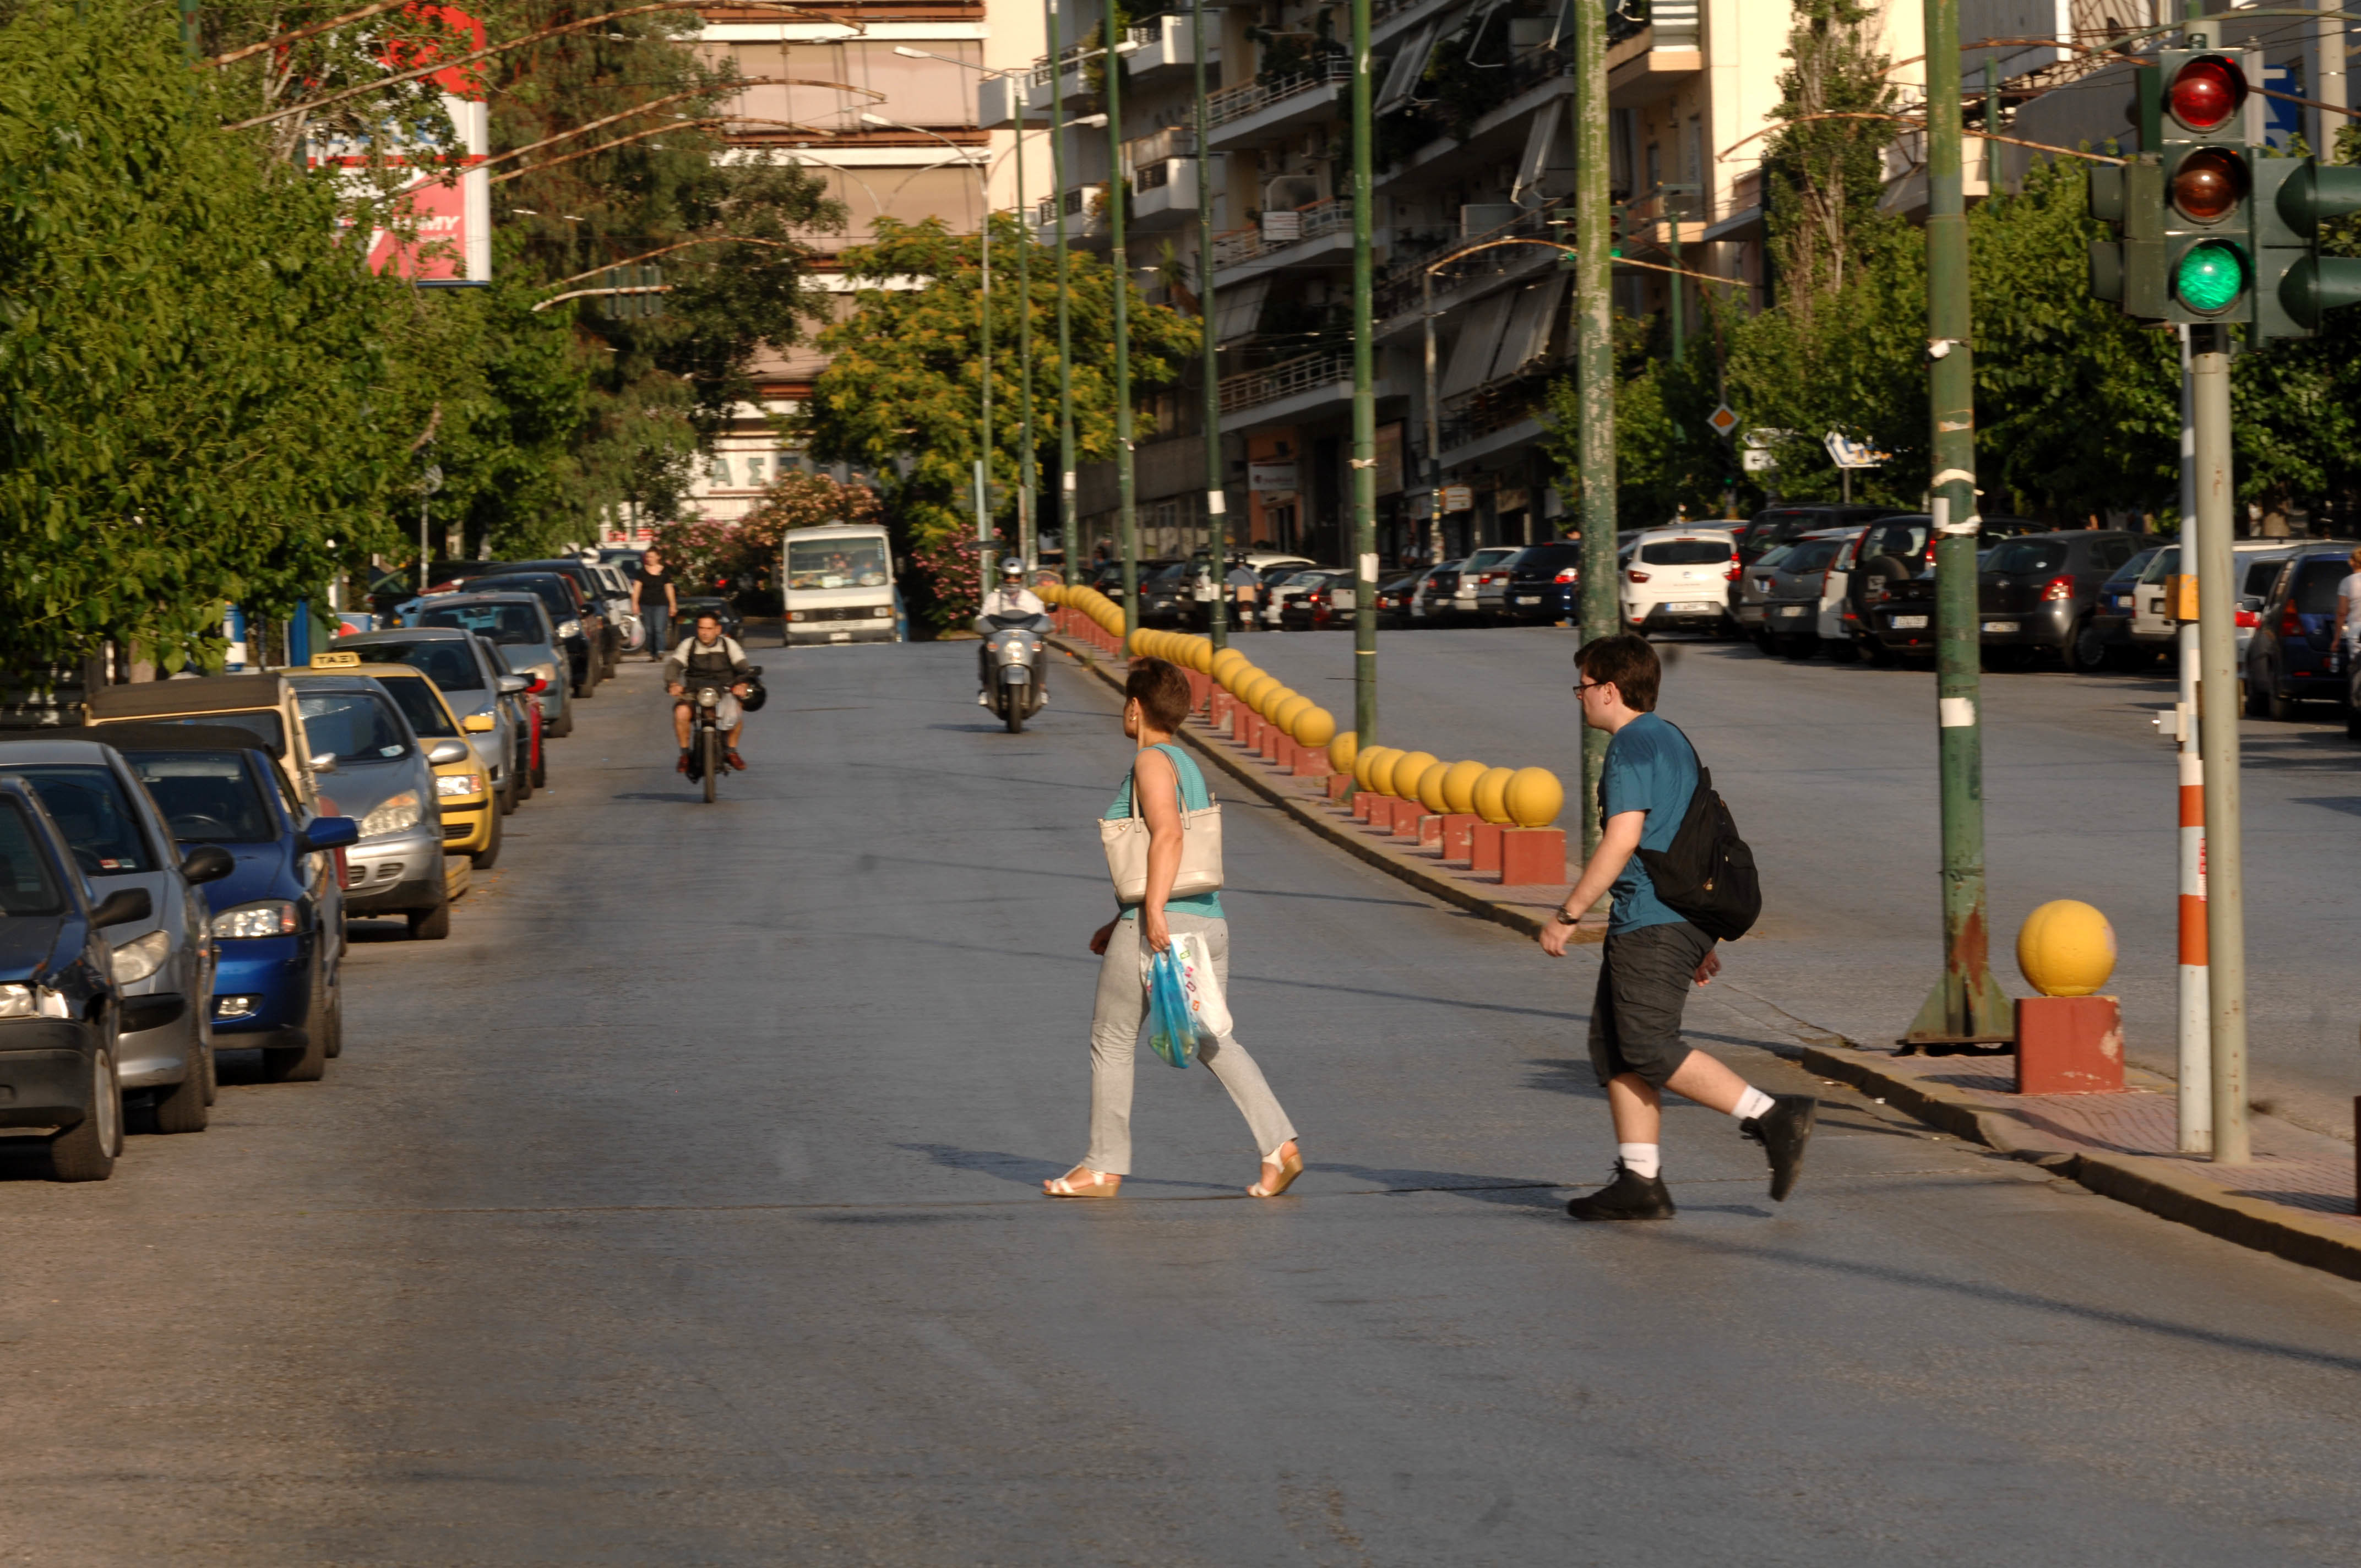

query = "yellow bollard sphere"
2017;900;2118;997
1293;705;1337;748
1259;684;1297;717
1188;638;1213;673
1416;760;1454;815
1385;750;1440;801
1212;649;1248;685
1274;694;1312;734
1354;745;1397;793
1504;766;1564;828
1473;765;1516;825
1238;672;1277;711
1328;729;1358;772
1441;759;1487;815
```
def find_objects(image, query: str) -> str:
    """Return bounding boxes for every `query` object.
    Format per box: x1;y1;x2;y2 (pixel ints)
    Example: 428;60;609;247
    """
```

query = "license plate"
1891;614;1929;629
829;631;851;642
1514;594;1539;603
1669;601;1716;614
1982;620;2018;633
1777;605;1808;617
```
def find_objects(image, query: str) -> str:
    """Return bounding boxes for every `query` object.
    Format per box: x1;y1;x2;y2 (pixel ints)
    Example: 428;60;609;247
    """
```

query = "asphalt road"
3;642;2359;1565
1228;623;2361;1137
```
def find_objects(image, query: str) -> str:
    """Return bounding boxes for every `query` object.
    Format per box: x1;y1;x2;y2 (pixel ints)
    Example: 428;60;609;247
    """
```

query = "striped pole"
2177;615;2211;1154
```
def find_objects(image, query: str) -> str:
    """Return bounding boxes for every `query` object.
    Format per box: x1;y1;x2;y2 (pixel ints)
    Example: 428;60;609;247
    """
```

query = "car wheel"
2245;671;2272;717
497;770;519;816
150;1033;209;1134
2347;704;2361;741
1825;635;1861;663
201;1030;217;1104
548;707;574;739
572;665;595;699
49;1046;121;1182
470;804;503;869
408;900;451;941
263;968;330;1083
514;750;534;803
2064;617;2108;673
323;978;343;1059
1751;628;1776;655
2267;679;2300;721
1780;634;1819;660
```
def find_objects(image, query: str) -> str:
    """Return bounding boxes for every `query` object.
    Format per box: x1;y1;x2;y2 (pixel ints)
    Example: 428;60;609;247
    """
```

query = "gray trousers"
1084;911;1297;1175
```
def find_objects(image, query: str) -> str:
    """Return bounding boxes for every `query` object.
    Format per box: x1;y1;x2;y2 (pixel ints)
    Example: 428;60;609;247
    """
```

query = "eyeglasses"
1571;680;1608;697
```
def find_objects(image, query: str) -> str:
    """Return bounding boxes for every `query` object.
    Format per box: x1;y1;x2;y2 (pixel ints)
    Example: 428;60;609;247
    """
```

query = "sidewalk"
1057;636;2361;1282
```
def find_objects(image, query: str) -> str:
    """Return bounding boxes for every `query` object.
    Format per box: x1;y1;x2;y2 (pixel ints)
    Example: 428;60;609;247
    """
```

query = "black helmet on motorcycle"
738;675;769;712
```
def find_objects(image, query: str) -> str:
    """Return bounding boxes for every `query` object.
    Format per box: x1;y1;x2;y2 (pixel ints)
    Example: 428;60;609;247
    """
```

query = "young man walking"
1538;634;1815;1220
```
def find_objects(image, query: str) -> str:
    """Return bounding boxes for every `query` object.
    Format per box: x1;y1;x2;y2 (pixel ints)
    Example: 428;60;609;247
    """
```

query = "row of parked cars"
0;560;634;1181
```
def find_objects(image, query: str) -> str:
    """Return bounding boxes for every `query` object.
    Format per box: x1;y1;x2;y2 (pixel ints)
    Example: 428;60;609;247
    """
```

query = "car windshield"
2140;545;2180;583
2244;556;2292;598
1751;545;1793;570
419;602;543;645
353;640;485;691
138;710;285;755
1783;540;1843;573
124;752;276;843
786;539;889;589
2106;548;2162;589
2294;559;2346;613
471;578;573;618
1863;521;1930;559
373;677;459;739
297;692;412;761
14;766;153;873
1640;539;1732;565
1987;540;2066;574
1516;546;1581;568
0;799;64;915
1468;548;1519;568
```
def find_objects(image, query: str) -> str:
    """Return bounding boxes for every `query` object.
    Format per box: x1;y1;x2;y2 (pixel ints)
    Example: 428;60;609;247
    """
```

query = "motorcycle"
980;615;1047;734
681;666;760;802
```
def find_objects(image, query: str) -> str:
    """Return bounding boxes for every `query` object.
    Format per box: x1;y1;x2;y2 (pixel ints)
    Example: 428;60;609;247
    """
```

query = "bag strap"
1125;742;1215;820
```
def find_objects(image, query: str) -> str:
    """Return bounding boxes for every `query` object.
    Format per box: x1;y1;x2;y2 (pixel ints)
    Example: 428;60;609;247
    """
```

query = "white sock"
1733;1086;1777;1122
1617;1142;1661;1179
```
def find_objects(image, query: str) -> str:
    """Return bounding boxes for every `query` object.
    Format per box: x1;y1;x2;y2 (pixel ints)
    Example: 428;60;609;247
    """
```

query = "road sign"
1440;483;1474;513
1824;432;1886;469
1706;403;1738;438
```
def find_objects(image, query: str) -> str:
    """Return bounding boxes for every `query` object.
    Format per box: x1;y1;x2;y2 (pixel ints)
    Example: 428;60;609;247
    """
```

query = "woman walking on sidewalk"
1044;658;1305;1200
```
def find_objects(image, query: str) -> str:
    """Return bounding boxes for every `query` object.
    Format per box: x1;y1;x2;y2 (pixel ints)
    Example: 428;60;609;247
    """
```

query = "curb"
1056;639;1601;946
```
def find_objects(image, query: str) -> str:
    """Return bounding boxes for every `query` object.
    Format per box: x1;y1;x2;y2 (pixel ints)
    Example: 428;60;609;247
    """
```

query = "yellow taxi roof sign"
309;650;363;668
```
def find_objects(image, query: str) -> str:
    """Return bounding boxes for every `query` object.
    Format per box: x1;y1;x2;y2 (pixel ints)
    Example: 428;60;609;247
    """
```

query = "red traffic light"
2168;55;2246;131
2171;148;2247;222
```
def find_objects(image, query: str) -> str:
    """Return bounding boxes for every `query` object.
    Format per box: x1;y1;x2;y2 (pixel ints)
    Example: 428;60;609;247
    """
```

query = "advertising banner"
312;7;491;284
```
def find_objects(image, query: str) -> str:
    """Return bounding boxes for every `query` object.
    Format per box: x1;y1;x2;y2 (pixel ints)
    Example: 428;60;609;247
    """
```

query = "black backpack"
1620;728;1761;941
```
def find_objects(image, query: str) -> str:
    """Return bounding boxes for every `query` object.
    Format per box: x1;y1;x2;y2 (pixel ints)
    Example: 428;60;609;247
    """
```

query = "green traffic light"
2174;239;2247;313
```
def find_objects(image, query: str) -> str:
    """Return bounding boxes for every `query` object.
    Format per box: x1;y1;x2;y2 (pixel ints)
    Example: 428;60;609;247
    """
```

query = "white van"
782;524;899;646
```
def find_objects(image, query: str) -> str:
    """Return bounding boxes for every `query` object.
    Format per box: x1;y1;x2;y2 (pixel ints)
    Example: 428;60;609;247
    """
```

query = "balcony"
1033;183;1109;243
1209;197;1354;285
1125;12;1220;81
1218;350;1353;420
1130;157;1200;228
1204;56;1353;149
1607;2;1704;107
1372;200;1566;327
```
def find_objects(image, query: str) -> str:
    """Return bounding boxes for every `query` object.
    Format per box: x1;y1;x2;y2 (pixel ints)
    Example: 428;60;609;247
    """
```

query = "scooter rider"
665;611;755;772
976;557;1049;706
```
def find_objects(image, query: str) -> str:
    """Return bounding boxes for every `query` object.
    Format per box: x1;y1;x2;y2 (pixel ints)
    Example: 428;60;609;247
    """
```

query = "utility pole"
1015;116;1037;573
2175;324;2211;1153
1047;0;1079;584
1571;0;1614;864
1348;0;1377;743
1105;0;1139;646
2191;321;2249;1159
2320;2;2348;160
1195;0;1227;648
1905;0;2011;1048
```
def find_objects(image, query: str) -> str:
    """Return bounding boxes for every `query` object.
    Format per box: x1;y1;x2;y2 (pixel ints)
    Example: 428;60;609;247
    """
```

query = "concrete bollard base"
1326;773;1353;801
1293;748;1328;777
1391;798;1426;836
2014;996;2125;1095
1498;827;1564;885
1441;813;1482;861
1210;692;1232;727
1417;814;1445;847
1353;792;1380;823
1470;822;1504;873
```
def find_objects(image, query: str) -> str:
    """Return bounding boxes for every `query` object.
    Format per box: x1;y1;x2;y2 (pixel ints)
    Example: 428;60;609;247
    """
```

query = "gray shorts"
674;690;742;728
1586;919;1715;1088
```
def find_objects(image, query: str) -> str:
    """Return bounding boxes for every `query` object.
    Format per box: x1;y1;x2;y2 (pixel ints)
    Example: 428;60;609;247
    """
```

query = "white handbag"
1100;749;1224;903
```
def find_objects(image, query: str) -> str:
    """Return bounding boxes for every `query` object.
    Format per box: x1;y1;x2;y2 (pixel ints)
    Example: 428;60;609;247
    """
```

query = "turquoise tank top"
1104;742;1223;919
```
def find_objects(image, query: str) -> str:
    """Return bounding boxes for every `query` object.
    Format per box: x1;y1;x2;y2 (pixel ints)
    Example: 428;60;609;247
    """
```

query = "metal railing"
1212;196;1353;269
1438;389;1540;454
1218;351;1352;414
1373;201;1565;321
1206;56;1352;129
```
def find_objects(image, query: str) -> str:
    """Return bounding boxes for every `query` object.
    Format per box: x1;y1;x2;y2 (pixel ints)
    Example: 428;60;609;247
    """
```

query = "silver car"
0;734;233;1133
287;676;451;932
407;594;574;739
335;628;532;813
1454;546;1522;624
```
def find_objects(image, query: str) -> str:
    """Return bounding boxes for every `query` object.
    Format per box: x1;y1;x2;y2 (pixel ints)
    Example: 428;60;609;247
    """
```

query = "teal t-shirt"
1106;742;1223;919
1600;712;1697;934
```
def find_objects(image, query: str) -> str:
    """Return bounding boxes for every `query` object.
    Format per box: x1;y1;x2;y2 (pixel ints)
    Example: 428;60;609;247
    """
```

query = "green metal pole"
1196;0;1227;649
977;184;995;584
1016;118;1037;573
1905;0;2010;1046
1048;0;1078;585
1571;0;1614;865
1106;0;1138;646
1666;186;1684;367
179;0;200;59
1348;0;1377;743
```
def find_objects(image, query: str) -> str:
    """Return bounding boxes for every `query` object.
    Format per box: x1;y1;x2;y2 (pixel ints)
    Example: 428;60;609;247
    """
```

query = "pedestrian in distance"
1538;634;1815;1221
1044;657;1305;1200
2335;546;2361;668
634;549;677;661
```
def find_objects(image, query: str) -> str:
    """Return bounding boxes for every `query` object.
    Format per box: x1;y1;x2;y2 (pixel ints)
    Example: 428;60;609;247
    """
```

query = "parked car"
2244;546;2357;718
503;559;625;678
333;628;531;815
85;672;323;809
1279;569;1358;630
1622;528;1739;638
343;663;501;874
1135;560;1195;628
2088;545;2167;672
1733;543;1793;643
0;777;157;1179
1874;530;2143;668
408;592;574;738
1415;560;1462;624
284;668;460;935
1265;567;1342;629
0;734;232;1131
462;570;600;696
101;724;356;1086
1501;541;1585;624
1756;529;1860;656
1733;504;1903;565
2128;541;2313;668
1374;570;1424;628
1455;546;1525;623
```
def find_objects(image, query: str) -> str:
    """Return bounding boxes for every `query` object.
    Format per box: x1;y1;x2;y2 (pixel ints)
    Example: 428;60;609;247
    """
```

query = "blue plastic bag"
1145;946;1195;1069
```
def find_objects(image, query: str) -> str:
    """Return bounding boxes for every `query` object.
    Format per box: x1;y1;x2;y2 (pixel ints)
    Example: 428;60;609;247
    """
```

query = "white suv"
1621;527;1740;635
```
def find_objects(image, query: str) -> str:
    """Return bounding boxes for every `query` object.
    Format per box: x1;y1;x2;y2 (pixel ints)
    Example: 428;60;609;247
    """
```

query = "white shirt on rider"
981;585;1046;618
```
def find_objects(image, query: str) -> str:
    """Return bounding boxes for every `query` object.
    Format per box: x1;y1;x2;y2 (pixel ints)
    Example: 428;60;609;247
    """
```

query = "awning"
1438;290;1517;400
1510;99;1562;206
1211;276;1270;347
1489;274;1566;383
1376;20;1439;115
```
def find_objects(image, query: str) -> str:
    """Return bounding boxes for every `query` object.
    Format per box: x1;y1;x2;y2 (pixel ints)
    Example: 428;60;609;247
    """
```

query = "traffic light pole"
2189;322;2250;1163
1194;0;1226;649
1105;0;1138;646
1047;0;1078;585
1906;0;2011;1048
1349;0;1378;745
1570;0;1614;867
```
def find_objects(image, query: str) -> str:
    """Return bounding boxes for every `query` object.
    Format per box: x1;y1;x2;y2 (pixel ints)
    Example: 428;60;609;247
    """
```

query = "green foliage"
1762;1;1903;303
649;471;882;598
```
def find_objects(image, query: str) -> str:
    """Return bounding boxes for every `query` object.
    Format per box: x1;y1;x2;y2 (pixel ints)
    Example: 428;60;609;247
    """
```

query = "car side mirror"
461;712;496;733
309;753;340;774
497;674;530;695
181;845;235;885
90;887;152;929
427;739;472;766
302;815;360;851
2239;594;2264;613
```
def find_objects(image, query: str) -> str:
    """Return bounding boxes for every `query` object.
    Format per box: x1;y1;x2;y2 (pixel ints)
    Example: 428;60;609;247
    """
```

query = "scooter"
981;615;1048;734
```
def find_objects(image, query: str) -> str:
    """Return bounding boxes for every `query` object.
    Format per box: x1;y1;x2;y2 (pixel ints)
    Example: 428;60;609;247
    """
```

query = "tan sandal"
1043;1166;1122;1199
1248;1142;1305;1199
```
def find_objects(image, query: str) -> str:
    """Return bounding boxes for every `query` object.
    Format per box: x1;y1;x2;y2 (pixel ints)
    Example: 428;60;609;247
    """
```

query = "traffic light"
2087;153;2164;318
2156;47;2260;325
2251;157;2361;338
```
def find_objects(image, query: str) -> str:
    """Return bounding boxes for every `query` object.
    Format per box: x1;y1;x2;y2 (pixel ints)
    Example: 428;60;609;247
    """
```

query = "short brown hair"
1575;634;1661;712
1124;656;1193;731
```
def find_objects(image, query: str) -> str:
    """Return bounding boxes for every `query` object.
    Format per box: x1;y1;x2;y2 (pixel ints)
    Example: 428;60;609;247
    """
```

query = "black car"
460;571;599;697
2244;546;2357;718
502;560;623;677
1733;504;1905;565
1873;530;2144;668
1278;570;1356;630
2087;545;2168;673
1500;541;1585;624
1833;514;2049;662
1374;570;1423;627
0;776;155;1181
1416;560;1463;624
1131;560;1194;628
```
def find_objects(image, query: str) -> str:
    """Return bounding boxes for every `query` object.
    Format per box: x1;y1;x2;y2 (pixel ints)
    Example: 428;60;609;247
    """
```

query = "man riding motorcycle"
666;611;756;772
976;557;1050;706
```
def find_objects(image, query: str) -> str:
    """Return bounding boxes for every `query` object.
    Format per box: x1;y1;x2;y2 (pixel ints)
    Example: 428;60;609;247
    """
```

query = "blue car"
97;725;356;1083
2243;546;2360;719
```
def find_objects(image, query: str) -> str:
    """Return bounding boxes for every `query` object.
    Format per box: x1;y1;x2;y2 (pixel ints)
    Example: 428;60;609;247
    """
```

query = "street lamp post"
1104;0;1139;647
1347;0;1376;743
1048;2;1079;584
1194;0;1226;647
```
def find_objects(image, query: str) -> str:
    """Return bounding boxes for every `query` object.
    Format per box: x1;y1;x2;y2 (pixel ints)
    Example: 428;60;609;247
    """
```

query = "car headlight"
357;791;423;839
0;983;70;1019
110;929;172;986
210;900;298;939
437;772;485;798
557;619;583;640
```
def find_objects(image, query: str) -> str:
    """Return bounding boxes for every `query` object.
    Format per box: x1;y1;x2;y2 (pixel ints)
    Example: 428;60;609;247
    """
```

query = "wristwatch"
1552;908;1579;925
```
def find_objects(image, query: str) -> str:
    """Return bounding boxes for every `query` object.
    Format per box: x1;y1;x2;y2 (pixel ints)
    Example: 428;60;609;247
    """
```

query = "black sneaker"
1741;1095;1818;1201
1565;1161;1676;1222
